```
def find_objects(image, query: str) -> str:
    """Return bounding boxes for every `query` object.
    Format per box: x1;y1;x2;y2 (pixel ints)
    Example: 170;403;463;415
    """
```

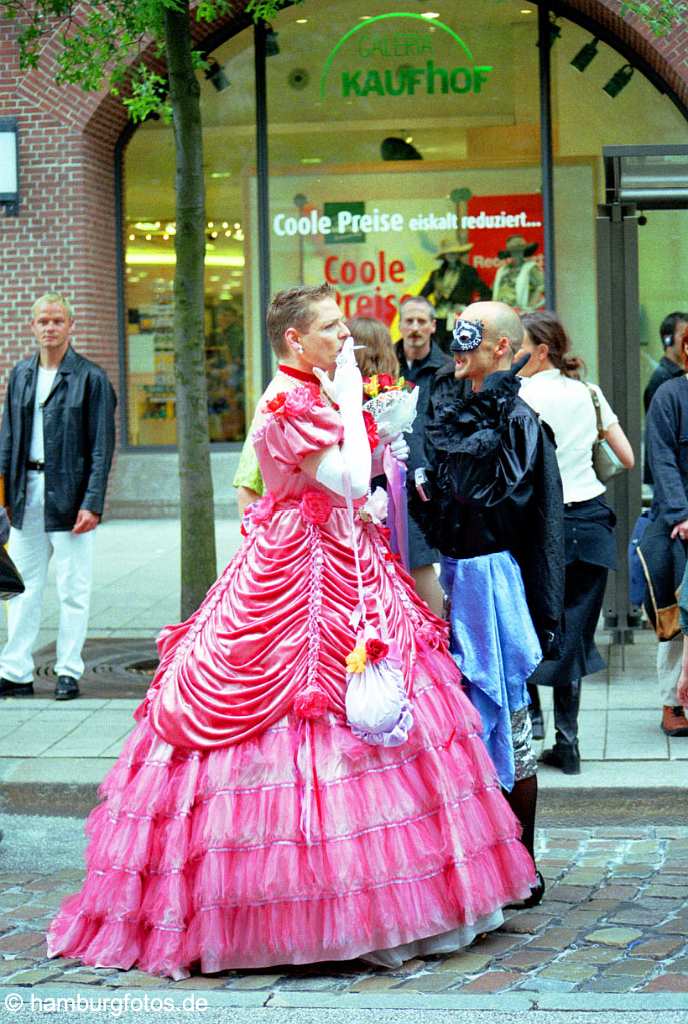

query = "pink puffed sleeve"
261;386;343;469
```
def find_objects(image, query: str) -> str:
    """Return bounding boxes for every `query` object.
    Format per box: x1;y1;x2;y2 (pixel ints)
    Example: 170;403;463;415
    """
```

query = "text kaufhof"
340;62;493;97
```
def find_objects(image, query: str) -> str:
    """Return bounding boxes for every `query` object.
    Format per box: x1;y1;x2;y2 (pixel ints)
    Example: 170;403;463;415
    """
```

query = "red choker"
277;364;321;385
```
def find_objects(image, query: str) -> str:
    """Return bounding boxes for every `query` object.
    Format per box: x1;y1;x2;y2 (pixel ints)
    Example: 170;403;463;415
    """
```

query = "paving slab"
0;818;686;1007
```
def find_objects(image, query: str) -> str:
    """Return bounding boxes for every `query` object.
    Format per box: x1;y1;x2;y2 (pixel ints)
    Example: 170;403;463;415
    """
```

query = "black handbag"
0;546;25;601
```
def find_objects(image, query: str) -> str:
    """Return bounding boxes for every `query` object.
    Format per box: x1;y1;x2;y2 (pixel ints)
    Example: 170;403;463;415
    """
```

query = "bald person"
412;302;565;908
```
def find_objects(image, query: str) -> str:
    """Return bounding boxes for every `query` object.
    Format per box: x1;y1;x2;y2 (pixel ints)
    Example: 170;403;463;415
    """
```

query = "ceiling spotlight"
571;37;599;72
205;60;230;92
265;26;280;57
603;64;634;98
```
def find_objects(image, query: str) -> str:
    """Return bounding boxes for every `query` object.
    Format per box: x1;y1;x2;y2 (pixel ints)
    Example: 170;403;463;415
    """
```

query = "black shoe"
540;742;581;775
54;676;80;701
529;710;545;740
506;870;545;910
0;679;34;698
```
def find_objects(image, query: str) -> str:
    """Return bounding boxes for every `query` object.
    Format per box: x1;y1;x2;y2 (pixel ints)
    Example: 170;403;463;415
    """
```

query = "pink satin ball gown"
47;378;536;980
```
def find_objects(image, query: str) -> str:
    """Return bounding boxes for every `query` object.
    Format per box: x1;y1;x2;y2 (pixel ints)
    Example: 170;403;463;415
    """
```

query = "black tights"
503;774;538;862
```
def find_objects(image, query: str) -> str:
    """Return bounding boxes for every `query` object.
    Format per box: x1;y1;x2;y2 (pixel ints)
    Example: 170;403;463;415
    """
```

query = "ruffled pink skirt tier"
48;645;535;979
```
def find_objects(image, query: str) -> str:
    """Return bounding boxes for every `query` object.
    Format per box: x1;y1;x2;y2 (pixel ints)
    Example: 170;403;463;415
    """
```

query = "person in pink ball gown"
47;284;536;980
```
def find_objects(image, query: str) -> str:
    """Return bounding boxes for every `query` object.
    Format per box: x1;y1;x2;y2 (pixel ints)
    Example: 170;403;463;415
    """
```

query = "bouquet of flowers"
362;374;419;438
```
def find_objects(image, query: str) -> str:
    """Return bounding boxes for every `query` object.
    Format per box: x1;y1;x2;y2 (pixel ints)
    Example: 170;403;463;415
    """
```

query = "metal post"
596;201;642;643
254;21;272;391
537;3;556;308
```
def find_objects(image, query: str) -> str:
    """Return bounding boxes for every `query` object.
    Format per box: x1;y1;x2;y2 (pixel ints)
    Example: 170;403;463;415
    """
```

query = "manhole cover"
33;638;159;699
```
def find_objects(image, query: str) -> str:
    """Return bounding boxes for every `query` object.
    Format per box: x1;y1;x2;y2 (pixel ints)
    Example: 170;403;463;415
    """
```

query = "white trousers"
657;635;685;707
0;472;93;682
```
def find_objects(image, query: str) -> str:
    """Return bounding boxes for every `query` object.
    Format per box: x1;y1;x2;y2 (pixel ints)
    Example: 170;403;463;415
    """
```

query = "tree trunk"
164;1;217;618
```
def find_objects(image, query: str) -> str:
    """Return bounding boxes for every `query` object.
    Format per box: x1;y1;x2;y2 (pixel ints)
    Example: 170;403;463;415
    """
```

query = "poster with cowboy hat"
463;192;545;312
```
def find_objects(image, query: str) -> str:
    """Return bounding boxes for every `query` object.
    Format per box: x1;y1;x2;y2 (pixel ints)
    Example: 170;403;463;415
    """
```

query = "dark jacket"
412;366;565;654
0;346;117;530
646;375;688;530
394;340;452;473
643;356;684;414
643;357;685;484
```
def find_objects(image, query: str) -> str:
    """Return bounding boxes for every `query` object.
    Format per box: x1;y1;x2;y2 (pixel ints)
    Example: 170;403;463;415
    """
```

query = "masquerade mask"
451;318;484;353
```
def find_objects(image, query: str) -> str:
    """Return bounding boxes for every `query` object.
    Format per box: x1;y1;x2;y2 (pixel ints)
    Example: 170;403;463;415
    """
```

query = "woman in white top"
516;311;634;774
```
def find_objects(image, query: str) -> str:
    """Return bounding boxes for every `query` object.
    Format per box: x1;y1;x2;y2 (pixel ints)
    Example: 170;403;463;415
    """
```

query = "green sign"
323;201;366;245
320;13;493;101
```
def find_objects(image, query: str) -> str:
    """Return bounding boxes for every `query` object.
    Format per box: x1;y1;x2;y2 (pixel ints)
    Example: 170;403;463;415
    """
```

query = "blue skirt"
440;551;542;790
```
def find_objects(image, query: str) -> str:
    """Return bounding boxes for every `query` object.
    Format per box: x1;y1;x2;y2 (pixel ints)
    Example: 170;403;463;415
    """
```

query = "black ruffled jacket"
411;364;565;655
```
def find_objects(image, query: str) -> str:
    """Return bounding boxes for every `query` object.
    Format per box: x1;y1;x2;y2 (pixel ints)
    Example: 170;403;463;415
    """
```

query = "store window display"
123;27;256;447
120;0;688;451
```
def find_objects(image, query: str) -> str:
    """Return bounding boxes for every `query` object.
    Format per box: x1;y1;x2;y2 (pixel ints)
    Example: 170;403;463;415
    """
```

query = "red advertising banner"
465;192;545;310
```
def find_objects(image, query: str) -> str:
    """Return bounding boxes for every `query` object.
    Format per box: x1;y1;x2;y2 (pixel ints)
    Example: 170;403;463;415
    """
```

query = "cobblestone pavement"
0;826;685;998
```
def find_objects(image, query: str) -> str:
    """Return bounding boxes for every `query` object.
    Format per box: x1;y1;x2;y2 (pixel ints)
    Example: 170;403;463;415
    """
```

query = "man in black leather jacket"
412;301;565;906
0;293;116;701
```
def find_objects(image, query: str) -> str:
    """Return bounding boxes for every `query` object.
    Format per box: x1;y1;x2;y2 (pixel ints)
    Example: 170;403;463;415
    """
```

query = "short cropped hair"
31;293;74;319
399;295;436;320
659;311;688;346
266;283;336;357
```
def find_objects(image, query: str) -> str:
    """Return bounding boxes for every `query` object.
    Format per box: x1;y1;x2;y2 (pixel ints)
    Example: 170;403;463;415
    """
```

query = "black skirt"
529;497;615;688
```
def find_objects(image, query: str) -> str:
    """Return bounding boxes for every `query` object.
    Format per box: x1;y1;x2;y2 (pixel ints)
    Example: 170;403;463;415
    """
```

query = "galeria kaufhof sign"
320;12;493;99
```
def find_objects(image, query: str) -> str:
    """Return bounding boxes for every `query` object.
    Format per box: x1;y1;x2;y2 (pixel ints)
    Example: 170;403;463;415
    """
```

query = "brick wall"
0;21;122;399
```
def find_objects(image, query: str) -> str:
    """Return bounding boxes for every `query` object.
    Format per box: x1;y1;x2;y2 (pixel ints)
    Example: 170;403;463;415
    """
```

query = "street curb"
2;987;687;1012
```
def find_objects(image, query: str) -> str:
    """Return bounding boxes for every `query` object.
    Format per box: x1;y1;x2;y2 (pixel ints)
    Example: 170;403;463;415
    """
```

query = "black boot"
540;741;581;775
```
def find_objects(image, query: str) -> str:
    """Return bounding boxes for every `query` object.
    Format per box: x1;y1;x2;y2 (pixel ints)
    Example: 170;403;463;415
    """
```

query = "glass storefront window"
551;20;688;379
123;28;256;447
121;1;688;448
263;0;542;351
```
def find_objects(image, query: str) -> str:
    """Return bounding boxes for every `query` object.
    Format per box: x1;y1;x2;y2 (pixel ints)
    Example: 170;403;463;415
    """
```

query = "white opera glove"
316;405;371;498
313;336;363;411
314;339;371;498
388;433;410;463
371;432;409;476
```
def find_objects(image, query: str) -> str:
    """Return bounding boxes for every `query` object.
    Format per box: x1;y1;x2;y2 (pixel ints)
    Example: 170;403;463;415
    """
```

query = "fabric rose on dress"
300;490;331;525
265;392;287;415
417;621;449;650
284;387;312;417
363;410;380;452
365;638;389;663
345;646;367;674
251;493;276;526
294;685;329;720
